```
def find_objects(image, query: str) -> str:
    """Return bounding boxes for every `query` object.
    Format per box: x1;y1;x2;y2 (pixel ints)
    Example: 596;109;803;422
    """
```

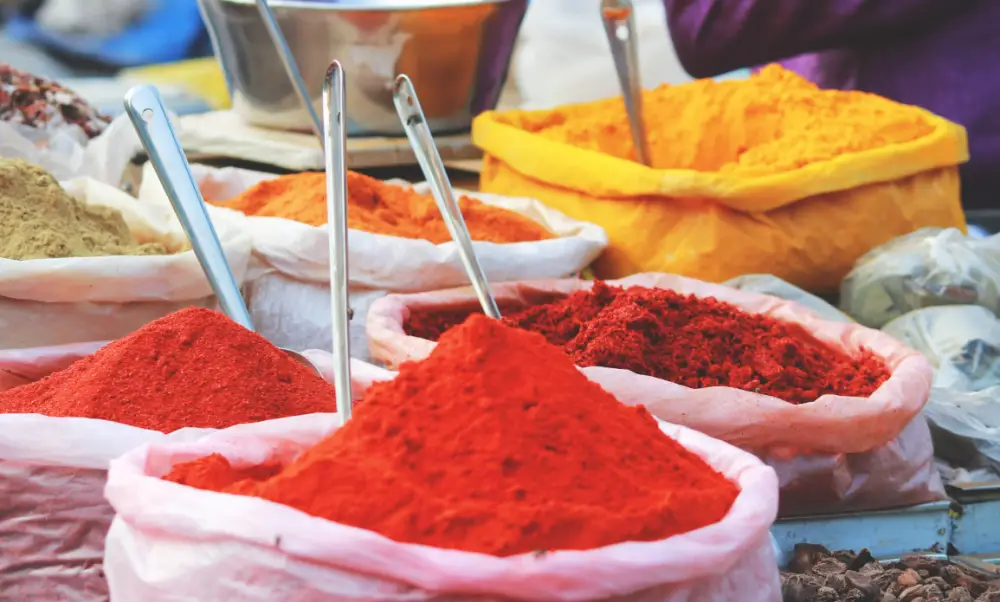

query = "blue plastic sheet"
4;0;209;68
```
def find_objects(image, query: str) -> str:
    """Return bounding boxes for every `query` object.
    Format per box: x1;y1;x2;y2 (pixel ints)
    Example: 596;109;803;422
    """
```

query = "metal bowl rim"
216;0;513;10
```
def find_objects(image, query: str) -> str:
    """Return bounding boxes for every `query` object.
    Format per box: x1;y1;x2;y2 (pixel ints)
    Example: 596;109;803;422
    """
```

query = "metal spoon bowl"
123;85;320;375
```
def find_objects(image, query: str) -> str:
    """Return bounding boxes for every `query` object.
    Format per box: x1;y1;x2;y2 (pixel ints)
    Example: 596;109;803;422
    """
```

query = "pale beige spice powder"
0;159;166;260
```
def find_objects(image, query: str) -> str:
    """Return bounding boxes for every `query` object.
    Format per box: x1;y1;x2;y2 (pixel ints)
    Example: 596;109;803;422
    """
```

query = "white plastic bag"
103;413;780;601
840;228;1000;328
138;163;607;360
882;305;1000;391
724;274;850;323
0;177;252;349
0;343;385;601
924;386;1000;475
37;0;150;37
366;274;944;514
513;0;692;110
0;113;142;186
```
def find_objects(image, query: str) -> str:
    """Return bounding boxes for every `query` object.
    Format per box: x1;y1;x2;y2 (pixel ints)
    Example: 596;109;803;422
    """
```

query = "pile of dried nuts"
781;544;1000;602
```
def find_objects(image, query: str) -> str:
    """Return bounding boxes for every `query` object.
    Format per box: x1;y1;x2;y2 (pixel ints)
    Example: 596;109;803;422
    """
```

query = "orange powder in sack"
212;170;554;244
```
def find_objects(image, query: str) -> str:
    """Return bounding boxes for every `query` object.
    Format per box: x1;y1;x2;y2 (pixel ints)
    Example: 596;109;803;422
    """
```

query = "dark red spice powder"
403;282;890;405
165;315;739;556
0;307;337;432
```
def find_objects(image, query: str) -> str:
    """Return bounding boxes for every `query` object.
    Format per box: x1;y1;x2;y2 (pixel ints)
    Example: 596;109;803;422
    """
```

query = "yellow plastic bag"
472;69;968;292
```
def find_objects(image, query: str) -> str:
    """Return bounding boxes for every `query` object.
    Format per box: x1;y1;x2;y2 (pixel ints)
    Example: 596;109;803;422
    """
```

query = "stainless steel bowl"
198;0;527;136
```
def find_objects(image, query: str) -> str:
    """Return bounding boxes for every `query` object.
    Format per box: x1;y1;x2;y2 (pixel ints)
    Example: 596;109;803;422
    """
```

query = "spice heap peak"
211;170;553;244
165;314;739;556
0;159;166;260
0;307;336;432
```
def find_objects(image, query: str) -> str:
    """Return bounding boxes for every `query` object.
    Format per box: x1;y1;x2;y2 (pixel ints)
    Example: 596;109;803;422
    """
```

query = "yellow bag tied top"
472;65;968;292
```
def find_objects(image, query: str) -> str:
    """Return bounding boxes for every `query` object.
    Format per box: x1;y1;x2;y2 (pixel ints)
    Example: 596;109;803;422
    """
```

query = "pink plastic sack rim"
104;414;780;600
364;273;934;454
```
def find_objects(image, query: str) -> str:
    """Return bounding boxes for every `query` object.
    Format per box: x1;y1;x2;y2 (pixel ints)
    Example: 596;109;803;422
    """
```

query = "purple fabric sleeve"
663;0;966;77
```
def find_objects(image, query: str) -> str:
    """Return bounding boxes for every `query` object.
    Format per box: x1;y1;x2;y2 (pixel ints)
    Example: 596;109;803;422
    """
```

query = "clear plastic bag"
841;228;1000;328
925;386;1000;475
882;305;1000;391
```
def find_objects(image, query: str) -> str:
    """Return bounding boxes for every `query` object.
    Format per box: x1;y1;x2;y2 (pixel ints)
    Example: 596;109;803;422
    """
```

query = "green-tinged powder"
0;159;166;260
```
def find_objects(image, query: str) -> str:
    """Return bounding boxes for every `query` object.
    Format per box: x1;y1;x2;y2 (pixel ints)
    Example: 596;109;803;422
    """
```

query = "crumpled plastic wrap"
882;305;1000;391
882;305;1000;479
925;386;1000;475
0;463;112;600
881;304;1000;478
841;228;1000;328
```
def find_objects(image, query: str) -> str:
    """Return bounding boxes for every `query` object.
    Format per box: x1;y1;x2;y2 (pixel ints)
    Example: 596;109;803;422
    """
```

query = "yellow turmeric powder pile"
212;171;554;244
505;65;937;177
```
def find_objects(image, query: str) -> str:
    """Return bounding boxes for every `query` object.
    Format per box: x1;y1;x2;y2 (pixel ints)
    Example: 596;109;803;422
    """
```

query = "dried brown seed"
947;586;973;602
900;570;924;587
783;573;824;602
844;571;882;602
976;588;1000;602
789;543;833;574
815;586;840;602
901;585;926;602
813;557;850;577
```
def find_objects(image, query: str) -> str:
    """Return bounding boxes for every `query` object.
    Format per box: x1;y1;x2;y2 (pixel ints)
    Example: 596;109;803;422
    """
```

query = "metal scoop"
322;61;354;422
600;0;651;166
392;75;501;319
123;85;320;375
254;0;324;144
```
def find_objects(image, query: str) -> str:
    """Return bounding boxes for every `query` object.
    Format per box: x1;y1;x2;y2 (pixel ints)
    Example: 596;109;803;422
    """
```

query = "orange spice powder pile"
503;65;936;176
212;170;554;244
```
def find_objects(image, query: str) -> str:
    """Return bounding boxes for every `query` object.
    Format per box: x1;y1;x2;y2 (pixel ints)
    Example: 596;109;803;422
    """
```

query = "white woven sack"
0;177;252;349
104;413;780;601
138;163;607;359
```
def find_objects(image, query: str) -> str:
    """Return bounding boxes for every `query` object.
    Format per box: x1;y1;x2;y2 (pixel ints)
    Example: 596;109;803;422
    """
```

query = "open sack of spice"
0;307;385;600
841;227;1000;328
366;273;943;515
103;315;780;602
0;63;144;185
0;159;253;349
473;65;967;291
137;162;607;360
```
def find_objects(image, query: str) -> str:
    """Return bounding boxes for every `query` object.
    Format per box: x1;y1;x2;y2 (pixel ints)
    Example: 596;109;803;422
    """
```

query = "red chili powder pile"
0;307;337;432
404;282;891;405
164;315;739;556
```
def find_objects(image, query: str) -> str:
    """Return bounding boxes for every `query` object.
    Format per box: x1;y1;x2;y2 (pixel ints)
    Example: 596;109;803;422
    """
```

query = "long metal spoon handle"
124;85;255;331
323;61;354;421
255;0;324;144
392;75;501;320
600;0;651;166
